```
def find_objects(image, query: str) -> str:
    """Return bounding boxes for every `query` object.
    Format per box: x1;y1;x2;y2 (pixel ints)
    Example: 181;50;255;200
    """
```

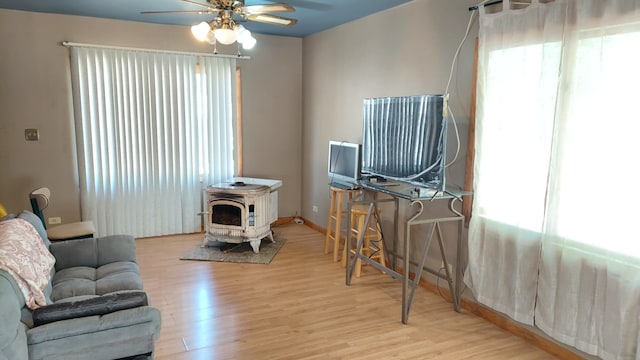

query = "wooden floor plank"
135;223;559;359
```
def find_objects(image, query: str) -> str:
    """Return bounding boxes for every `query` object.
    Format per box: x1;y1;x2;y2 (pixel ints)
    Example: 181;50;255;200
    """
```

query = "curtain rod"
61;41;251;60
469;0;503;11
469;0;536;11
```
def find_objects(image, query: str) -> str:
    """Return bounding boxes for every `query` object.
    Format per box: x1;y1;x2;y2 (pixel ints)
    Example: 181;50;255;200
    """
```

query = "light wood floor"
136;223;558;360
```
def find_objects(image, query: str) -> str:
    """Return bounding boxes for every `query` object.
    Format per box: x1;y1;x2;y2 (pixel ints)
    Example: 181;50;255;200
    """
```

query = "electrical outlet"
48;217;61;225
312;205;318;213
25;128;40;141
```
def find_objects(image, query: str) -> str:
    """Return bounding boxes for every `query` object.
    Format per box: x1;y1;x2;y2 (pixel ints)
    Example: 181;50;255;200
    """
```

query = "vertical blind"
69;46;236;238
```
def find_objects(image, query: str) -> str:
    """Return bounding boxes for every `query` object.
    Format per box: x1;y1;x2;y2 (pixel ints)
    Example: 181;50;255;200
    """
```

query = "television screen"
361;95;446;191
327;141;361;187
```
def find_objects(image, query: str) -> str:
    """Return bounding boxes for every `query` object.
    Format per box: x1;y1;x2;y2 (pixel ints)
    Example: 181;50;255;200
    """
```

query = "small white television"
327;140;361;187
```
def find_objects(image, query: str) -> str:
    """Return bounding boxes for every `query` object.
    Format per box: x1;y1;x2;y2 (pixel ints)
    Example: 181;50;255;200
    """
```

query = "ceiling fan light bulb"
237;29;252;44
235;24;246;35
191;22;211;42
215;28;237;45
206;31;216;44
242;36;257;50
235;25;250;43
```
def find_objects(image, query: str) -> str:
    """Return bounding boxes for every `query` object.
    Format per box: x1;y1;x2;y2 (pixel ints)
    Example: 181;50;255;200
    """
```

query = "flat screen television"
361;94;447;191
327;140;361;188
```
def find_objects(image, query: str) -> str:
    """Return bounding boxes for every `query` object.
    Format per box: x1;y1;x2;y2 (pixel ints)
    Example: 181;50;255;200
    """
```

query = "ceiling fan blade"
141;10;216;14
246;13;297;27
241;3;295;14
180;0;221;11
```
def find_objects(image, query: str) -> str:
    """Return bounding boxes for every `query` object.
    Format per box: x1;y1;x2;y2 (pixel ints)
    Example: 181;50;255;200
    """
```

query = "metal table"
345;180;466;324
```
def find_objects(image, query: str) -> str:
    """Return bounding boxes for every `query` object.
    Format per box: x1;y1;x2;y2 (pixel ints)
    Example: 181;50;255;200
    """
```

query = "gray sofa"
0;211;161;360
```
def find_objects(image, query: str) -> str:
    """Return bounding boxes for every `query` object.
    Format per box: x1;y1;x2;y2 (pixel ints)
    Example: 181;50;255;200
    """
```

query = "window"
467;3;640;356
476;28;640;257
69;46;237;237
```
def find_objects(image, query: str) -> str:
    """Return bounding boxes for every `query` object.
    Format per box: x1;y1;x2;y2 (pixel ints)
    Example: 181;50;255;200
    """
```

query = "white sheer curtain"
465;0;640;358
464;0;562;326
69;46;236;238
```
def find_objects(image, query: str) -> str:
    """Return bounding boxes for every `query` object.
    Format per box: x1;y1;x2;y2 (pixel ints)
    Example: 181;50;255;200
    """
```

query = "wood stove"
204;181;274;253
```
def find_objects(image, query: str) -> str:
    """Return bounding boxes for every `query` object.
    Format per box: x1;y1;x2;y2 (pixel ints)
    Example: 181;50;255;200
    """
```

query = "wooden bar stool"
325;187;359;262
345;203;386;277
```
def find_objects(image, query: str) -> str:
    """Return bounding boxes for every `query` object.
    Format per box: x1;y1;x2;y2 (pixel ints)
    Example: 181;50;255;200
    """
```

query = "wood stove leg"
250;239;261;253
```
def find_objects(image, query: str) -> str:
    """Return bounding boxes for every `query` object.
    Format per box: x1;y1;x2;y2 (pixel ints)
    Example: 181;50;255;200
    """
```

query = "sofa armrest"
32;292;148;327
49;235;137;270
0;271;29;360
26;305;161;360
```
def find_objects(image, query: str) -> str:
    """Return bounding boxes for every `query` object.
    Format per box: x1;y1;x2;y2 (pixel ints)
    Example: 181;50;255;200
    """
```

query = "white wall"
239;35;302;219
0;9;302;226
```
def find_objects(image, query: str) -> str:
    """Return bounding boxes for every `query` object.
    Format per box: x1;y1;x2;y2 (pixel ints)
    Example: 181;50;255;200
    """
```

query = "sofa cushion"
51;262;142;302
32;291;148;326
50;235;137;271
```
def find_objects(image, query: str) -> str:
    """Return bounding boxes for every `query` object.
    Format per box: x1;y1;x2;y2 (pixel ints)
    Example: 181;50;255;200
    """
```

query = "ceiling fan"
142;0;297;49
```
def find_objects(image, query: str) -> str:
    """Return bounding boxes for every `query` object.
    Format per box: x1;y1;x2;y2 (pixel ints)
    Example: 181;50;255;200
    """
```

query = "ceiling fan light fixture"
206;30;217;45
146;0;295;51
241;36;257;50
191;21;211;42
234;24;247;37
235;25;252;44
214;28;237;45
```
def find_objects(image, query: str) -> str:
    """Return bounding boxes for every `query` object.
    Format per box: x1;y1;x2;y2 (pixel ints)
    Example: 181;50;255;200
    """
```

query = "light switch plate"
25;129;39;141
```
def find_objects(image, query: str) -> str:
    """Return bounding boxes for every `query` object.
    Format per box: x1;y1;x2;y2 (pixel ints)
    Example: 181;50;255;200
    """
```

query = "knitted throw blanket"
0;218;55;309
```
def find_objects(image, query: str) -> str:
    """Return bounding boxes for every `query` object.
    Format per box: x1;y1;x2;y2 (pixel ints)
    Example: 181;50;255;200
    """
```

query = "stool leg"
333;192;344;262
341;192;356;268
350;209;387;277
342;210;356;268
324;190;336;255
354;213;366;278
